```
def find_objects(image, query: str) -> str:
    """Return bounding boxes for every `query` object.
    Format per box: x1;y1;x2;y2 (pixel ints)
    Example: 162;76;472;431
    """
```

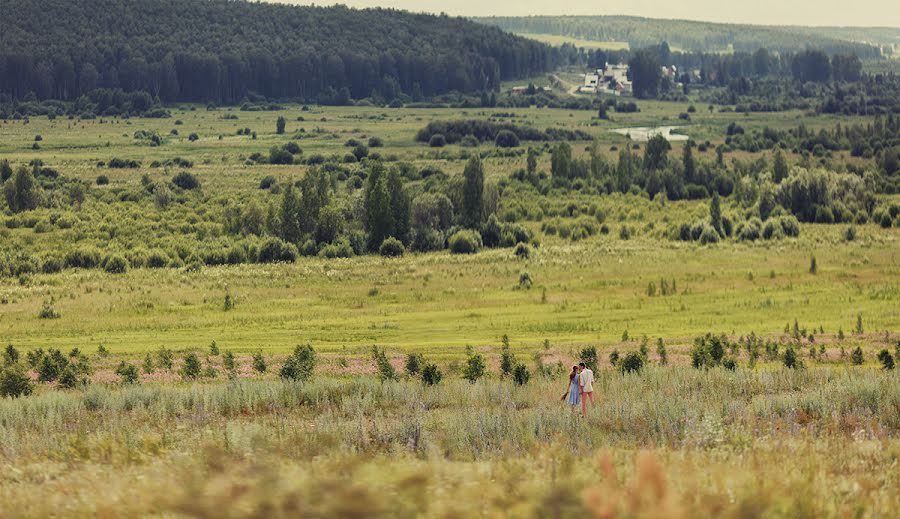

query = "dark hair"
578;362;586;368
569;365;578;381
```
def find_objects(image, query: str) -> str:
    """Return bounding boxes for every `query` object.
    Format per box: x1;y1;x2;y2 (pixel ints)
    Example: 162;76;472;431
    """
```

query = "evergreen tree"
276;115;286;135
682;139;696;183
462;156;485;228
278;182;302;244
773;148;789;183
365;164;393;250
550;142;572;183
710;191;722;235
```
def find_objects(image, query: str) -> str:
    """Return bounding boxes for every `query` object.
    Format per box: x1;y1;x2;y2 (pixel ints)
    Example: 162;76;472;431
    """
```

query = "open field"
515;33;631;51
2;100;899;518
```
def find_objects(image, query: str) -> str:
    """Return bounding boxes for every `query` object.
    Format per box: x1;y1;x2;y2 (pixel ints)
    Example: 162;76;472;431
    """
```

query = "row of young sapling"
2;325;896;399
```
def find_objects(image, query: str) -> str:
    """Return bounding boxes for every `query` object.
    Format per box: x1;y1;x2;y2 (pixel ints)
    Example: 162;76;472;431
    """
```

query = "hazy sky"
277;1;900;27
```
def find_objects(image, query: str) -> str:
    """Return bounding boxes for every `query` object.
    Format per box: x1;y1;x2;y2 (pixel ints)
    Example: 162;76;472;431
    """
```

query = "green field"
1;99;899;518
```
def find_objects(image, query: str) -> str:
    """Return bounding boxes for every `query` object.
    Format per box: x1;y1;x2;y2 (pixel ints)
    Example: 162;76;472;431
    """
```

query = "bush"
877;350;895;370
188;133;199;142
428;134;447;147
103;254;129;274
513;242;531;259
580;346;598;372
512;363;530;385
850;346;864;365
180;353;202;380
462;348;486;383
96;175;110;185
421;362;443;385
269;146;293;165
736;218;762;241
3;344;20;366
379;236;405;257
280;344;316;381
372;346;397;382
259;175;278;189
784;347;801;369
65;247;101;269
318;238;354;259
38;301;60;319
518;271;533;289
698;224;720;244
448;230;482;254
115;361;140;384
172;171;200;189
405;352;424;376
620;351;644;374
40;254;64;274
252;351;267;373
762;219;785;240
494;130;520;148
778;215;801;237
0;364;33;397
258;238;298;263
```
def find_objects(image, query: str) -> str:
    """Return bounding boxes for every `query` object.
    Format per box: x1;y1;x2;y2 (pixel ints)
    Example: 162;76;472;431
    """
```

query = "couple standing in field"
564;362;594;417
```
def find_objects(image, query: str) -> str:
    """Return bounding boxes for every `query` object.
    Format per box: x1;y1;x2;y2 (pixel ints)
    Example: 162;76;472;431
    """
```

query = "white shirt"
579;368;594;393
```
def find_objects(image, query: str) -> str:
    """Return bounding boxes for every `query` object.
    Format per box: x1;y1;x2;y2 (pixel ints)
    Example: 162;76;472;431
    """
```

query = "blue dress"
567;377;581;406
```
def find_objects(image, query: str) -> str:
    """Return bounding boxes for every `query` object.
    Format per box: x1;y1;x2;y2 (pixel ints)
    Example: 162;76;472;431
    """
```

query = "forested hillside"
0;0;556;103
475;16;895;56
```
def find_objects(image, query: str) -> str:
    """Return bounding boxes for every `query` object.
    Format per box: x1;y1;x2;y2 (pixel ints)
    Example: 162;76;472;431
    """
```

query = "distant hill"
474;16;899;57
0;0;556;103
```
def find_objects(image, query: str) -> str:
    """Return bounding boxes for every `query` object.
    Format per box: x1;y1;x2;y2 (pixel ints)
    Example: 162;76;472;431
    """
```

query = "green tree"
280;344;316;381
279;182;302;244
550;142;572;183
709;191;722;235
643;134;670;172
629;49;662;99
364;164;394;250
462;346;486;383
462;156;485;228
682;139;696;183
773;149;789;183
3;165;39;213
276;115;286;134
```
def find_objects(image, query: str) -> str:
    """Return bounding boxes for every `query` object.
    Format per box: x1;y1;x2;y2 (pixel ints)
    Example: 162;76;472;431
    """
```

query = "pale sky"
275;1;900;28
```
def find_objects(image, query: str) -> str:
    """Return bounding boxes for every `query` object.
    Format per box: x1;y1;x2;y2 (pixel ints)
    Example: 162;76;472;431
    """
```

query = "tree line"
0;0;556;103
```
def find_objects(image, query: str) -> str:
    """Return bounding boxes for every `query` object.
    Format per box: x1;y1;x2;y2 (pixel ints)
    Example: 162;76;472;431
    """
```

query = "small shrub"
372;346;397;382
223;351;236;375
877;349;895;370
0;365;33;397
850;346;864;365
96;175;110;185
809;255;817;275
784;347;801;369
252;351;267;373
180;353;202;379
579;346;598;371
38;301;60;319
513;242;531;259
405;352;424;376
462;347;486;383
421;362;443;385
103;254;129;274
259;176;277;189
116;361;140;384
518;271;533;289
494;130;520;148
448;230;482;254
157;347;174;370
428;134;447;147
3;344;20;366
280;344;316;381
188;133;199;142
172;171;200;190
620;351;644;374
142;353;155;374
512;363;530;385
379;236;405;257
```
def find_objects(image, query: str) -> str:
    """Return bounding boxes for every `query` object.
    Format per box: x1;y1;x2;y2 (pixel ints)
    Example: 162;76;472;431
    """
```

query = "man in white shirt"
578;362;594;417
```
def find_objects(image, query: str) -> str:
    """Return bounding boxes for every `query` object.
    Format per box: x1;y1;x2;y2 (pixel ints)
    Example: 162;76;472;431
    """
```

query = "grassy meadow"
1;101;899;518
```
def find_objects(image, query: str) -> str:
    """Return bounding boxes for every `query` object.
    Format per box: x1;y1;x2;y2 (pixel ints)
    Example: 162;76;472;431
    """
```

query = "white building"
582;63;631;95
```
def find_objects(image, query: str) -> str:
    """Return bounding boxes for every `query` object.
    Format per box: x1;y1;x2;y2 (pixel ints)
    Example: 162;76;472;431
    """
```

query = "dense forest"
476;16;895;56
0;0;556;104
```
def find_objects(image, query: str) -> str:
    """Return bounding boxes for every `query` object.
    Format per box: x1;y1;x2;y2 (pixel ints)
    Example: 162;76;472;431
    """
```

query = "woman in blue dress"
565;365;581;410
